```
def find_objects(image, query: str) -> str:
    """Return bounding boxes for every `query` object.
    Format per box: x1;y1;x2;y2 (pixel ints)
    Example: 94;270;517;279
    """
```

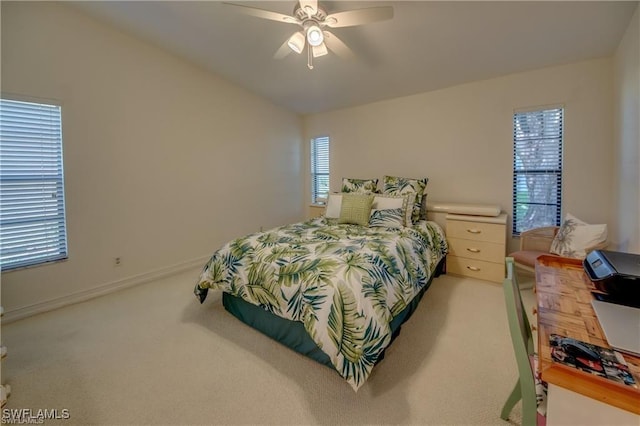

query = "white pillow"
550;213;607;259
370;193;413;227
325;193;343;219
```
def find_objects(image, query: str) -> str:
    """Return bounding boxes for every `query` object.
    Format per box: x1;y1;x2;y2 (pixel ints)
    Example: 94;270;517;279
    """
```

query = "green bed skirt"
222;257;445;369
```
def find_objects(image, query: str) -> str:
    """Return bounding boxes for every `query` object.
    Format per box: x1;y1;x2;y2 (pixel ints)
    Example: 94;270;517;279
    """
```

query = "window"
0;98;68;271
310;136;329;205
512;107;563;235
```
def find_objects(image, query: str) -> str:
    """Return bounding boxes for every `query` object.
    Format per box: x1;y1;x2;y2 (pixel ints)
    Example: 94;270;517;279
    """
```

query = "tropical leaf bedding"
194;216;448;390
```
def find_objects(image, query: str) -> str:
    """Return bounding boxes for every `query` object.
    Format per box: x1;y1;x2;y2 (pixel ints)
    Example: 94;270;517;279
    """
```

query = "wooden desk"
535;255;640;417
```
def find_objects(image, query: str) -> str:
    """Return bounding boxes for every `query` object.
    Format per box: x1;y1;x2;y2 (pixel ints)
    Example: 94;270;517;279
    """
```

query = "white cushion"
325;193;343;219
549;213;607;259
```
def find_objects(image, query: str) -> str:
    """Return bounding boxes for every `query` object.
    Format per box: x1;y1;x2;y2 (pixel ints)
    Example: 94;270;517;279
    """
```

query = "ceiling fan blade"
312;42;328;58
324;7;393;28
322;31;354;60
299;0;318;16
223;2;298;24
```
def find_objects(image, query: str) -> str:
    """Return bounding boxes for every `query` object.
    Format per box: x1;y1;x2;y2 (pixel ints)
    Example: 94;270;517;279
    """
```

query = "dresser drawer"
447;237;505;263
446;219;505;243
447;256;505;283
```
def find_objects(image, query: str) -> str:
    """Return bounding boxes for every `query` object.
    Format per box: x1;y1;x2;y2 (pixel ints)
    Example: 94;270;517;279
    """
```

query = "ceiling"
72;1;637;115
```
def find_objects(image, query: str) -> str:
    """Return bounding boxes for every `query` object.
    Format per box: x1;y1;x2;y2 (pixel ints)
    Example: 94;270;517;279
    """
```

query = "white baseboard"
2;255;211;324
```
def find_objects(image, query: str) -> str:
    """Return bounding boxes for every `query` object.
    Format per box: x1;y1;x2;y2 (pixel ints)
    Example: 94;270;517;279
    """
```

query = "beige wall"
304;58;615;252
1;2;303;314
3;2;637;317
613;6;640;254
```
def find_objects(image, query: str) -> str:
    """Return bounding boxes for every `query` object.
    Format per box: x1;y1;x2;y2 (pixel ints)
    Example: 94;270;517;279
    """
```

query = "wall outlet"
114;257;122;266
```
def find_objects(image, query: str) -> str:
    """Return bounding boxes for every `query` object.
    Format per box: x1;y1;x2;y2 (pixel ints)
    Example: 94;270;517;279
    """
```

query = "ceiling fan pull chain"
307;44;313;70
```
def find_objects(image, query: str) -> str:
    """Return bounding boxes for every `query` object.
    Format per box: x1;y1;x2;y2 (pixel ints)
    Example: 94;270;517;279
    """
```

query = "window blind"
0;98;68;271
512;107;563;235
310;136;329;204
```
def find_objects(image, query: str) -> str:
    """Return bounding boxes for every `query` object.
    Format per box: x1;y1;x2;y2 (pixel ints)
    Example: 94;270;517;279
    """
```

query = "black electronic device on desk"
583;250;640;308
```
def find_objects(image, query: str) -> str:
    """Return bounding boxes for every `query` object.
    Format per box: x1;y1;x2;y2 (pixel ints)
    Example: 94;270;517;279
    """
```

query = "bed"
194;181;448;390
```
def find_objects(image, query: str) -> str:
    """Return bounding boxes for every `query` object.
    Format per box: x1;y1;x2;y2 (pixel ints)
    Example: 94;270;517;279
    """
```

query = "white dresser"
445;212;507;283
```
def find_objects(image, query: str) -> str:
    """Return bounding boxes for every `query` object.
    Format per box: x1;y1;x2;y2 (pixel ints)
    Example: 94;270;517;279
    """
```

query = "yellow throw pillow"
339;193;374;226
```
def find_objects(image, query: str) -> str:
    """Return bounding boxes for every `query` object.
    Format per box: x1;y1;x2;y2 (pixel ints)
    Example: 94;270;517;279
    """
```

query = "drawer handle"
466;248;481;253
466;266;481;272
466;229;481;234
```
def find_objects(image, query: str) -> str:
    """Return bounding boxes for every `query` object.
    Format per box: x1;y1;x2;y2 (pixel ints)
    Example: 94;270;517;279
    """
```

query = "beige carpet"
1;268;534;425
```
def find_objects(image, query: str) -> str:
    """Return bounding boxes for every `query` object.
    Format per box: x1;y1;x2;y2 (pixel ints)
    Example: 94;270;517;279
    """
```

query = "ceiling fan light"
306;25;324;47
287;31;305;54
312;43;328;57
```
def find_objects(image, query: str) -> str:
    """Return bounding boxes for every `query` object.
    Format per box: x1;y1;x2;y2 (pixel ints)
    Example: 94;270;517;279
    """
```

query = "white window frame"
512;106;563;236
0;97;69;271
310;136;329;205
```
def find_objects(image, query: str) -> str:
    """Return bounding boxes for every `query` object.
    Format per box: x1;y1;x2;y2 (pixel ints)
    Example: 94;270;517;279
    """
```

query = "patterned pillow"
419;193;428;220
338;193;374;226
369;193;413;228
383;175;428;224
549;213;607;259
341;178;379;194
369;208;405;228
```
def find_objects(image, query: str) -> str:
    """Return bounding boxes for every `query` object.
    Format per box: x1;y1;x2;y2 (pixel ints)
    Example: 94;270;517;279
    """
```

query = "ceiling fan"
223;0;394;69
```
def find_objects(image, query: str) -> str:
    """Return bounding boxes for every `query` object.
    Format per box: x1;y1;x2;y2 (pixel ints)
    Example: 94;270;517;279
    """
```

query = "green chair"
500;257;547;426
